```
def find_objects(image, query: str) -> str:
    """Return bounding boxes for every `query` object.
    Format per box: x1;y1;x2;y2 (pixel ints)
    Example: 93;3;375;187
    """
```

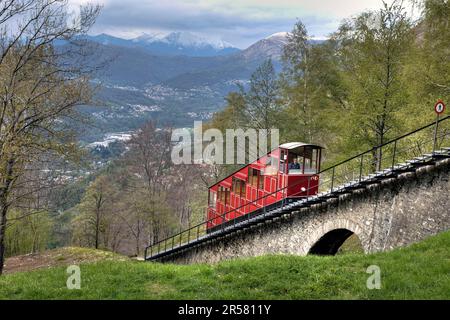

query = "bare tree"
125;121;175;248
0;0;101;275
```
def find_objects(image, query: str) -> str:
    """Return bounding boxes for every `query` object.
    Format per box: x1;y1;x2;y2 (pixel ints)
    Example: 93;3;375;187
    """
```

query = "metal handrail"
144;115;450;259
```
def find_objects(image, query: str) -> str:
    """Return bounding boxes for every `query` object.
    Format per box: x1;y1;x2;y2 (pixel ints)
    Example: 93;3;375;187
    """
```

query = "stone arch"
304;219;367;255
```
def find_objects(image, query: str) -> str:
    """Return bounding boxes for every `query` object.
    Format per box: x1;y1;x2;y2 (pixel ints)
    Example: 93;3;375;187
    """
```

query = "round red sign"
435;100;446;115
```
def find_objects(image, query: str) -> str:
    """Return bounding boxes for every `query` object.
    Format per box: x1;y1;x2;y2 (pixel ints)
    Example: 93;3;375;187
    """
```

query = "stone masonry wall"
157;158;450;264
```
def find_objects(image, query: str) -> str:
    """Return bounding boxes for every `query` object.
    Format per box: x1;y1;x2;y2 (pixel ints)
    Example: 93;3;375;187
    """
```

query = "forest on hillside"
0;0;449;274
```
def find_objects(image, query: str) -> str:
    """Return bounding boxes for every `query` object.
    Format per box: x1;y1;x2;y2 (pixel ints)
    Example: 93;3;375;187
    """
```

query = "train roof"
208;142;323;189
279;142;324;150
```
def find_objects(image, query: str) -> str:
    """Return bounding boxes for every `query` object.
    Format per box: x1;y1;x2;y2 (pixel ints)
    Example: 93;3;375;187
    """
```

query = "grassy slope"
3;247;129;275
0;231;449;300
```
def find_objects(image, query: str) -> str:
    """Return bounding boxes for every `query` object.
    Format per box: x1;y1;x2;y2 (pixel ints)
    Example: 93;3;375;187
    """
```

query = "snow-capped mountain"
240;32;289;61
132;31;239;56
136;31;234;50
87;33;133;47
86;31;239;57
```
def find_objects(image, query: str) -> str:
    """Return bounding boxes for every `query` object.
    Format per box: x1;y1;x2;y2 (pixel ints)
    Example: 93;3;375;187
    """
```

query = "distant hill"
240;32;289;61
86;31;240;57
63;32;320;143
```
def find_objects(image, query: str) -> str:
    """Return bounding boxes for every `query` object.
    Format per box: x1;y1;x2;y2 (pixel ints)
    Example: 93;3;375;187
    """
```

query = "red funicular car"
207;142;323;232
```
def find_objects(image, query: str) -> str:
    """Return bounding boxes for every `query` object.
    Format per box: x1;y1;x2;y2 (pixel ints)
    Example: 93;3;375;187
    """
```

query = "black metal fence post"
392;140;397;170
307;176;311;198
187;228;191;244
331;167;335;192
433;114;440;154
359;155;364;182
222;212;225;232
263;194;266;216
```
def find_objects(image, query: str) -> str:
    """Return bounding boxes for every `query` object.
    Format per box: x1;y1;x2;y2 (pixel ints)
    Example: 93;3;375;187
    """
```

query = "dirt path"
3;247;129;274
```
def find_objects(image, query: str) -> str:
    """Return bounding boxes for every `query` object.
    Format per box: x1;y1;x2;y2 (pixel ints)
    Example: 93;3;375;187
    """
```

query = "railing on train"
144;115;450;260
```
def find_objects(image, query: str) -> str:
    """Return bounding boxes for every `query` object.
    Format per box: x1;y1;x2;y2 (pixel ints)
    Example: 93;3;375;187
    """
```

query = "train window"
248;168;258;187
231;178;238;193
288;155;303;174
280;150;287;173
241;183;247;198
217;186;230;204
288;146;321;174
232;178;246;197
224;188;230;204
304;148;319;173
258;171;265;190
209;191;217;208
263;155;279;176
271;156;279;171
304;157;312;173
218;187;224;202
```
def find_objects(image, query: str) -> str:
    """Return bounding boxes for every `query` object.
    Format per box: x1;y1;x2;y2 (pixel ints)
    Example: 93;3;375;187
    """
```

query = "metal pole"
331;167;335;192
392;140;397;170
187;228;191;244
263;194;266;216
359;155;364;182
306;176;311;199
433;114;440;154
222;211;225;232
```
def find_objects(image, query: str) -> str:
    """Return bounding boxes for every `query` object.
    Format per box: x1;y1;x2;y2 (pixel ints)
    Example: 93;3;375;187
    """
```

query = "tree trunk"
95;212;100;249
0;159;15;275
0;203;7;275
135;220;141;256
94;193;103;250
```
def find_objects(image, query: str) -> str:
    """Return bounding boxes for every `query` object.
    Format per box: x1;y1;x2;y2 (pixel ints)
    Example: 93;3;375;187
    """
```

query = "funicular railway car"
207;142;323;233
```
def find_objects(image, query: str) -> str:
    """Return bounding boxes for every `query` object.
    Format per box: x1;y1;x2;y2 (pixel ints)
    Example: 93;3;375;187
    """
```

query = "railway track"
146;146;450;261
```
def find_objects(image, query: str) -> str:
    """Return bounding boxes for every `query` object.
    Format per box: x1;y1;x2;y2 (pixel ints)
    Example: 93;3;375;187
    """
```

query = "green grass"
0;231;449;300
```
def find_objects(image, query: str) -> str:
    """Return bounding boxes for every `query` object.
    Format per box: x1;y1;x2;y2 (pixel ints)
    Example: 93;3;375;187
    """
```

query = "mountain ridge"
68;31;312;142
86;31;240;57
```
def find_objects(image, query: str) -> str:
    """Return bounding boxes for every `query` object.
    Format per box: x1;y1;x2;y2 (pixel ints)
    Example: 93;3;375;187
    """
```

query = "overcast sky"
70;0;397;48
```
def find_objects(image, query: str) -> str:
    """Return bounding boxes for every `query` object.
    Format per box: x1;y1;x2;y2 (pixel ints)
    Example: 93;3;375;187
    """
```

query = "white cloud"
70;0;409;48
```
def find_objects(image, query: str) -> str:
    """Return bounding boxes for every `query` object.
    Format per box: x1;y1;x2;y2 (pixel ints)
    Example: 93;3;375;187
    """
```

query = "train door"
217;186;230;223
248;167;260;211
224;187;231;221
278;149;288;198
257;171;265;206
232;177;247;218
208;190;217;228
263;153;279;205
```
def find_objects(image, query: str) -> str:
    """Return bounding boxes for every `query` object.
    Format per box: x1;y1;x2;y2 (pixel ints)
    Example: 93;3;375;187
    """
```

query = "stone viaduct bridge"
146;119;450;264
